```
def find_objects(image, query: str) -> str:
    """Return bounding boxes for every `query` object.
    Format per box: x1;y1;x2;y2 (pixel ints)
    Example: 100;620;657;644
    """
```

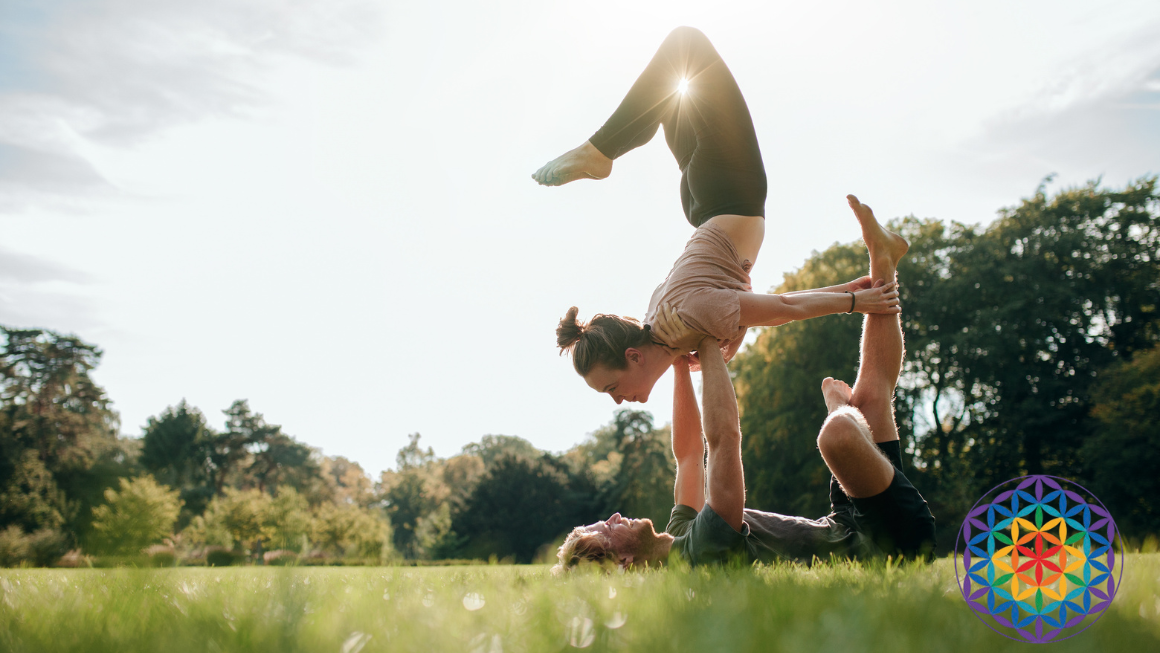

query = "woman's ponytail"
556;307;651;376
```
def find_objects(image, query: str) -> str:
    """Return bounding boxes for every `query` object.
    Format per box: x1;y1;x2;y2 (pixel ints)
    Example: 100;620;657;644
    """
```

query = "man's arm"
671;356;705;511
780;276;874;296
698;336;746;532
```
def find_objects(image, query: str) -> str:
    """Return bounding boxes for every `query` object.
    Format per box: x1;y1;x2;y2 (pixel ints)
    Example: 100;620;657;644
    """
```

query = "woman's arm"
671;356;705;511
738;281;899;328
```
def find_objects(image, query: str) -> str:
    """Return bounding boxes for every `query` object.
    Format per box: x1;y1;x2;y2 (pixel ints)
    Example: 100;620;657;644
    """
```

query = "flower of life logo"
954;475;1124;643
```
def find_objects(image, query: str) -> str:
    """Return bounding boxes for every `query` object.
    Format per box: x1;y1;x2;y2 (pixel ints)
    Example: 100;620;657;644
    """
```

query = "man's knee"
817;409;871;457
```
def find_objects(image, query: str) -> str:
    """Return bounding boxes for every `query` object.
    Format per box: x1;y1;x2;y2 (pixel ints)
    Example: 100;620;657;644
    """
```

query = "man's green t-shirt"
666;503;872;566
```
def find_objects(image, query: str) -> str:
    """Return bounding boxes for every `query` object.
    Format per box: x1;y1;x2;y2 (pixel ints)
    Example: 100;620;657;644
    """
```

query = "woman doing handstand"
535;27;908;404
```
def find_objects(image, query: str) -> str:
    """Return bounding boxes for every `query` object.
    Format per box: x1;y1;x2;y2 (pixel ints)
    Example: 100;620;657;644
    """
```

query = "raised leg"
846;195;908;444
531;141;612;186
532;27;766;228
818;198;911;497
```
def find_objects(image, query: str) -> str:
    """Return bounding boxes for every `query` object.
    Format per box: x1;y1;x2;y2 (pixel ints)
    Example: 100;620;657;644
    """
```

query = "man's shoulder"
665;504;700;537
666;503;750;566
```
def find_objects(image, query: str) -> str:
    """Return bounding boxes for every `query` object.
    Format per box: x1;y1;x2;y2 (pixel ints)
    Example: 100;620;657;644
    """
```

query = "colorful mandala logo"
954;475;1124;643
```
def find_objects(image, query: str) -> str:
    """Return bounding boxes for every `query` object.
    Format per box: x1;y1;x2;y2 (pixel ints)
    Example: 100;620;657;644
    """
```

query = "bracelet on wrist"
846;291;856;314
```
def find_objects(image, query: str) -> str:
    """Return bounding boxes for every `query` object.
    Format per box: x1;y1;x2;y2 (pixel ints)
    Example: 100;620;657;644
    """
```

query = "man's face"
585;512;657;557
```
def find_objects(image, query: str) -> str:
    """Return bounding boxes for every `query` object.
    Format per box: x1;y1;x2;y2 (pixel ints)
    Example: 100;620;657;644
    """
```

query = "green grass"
2;555;1158;652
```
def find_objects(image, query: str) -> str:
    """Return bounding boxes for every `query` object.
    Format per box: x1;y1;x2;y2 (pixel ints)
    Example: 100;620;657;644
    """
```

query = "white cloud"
0;0;386;207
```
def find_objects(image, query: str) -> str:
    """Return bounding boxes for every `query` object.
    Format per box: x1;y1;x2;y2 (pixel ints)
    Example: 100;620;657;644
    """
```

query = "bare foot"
532;141;612;186
821;377;853;414
847;195;909;271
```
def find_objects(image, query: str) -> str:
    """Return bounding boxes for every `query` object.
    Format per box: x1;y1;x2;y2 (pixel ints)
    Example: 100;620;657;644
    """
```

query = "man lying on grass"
553;197;936;572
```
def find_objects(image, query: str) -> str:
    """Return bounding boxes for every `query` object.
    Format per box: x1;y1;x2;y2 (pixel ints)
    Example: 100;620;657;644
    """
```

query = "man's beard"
628;521;664;563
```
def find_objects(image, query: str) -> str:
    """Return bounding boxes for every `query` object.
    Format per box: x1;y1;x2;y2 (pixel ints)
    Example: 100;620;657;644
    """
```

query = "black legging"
589;27;767;228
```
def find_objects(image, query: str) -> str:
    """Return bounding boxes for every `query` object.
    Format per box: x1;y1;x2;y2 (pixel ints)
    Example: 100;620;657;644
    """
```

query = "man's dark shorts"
830;440;937;559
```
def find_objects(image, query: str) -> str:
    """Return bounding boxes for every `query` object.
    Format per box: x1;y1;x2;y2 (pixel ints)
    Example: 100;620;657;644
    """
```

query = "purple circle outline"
953;474;1125;644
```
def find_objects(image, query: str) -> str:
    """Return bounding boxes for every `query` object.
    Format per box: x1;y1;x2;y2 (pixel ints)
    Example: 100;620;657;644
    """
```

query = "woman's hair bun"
556;306;584;352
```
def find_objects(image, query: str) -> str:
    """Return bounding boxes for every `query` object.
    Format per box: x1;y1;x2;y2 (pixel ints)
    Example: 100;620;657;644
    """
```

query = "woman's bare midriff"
701;214;765;273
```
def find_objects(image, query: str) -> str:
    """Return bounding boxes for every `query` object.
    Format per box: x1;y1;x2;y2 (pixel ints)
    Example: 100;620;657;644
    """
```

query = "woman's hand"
844;275;874;292
651;303;706;354
852;280;901;314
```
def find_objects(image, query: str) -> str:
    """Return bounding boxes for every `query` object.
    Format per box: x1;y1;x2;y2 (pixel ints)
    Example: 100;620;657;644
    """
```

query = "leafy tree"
903;178;1159;487
140;401;215;521
611;423;675;528
895;178;1160;545
192;487;272;554
207;400;318;496
89;475;183;555
0;327;119;469
264;486;313;552
380;433;451;558
248;431;314;495
452;454;599;563
315;455;375;508
441;454;485;514
312;502;392;561
573;410;676;527
0;449;70;532
206;402;257;494
0;326;128;545
1080;344;1160;538
461;435;540;468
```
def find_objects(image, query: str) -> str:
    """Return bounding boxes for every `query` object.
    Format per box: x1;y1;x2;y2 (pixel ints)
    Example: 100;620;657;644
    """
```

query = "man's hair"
552;526;616;576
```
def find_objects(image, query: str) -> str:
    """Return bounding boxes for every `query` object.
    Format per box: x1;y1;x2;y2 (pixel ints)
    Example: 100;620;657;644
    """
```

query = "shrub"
0;525;30;567
312;503;392;562
143;544;177;567
26;528;69;567
55;549;92;568
263;549;298;566
0;526;69;567
205;546;239;567
89;476;183;555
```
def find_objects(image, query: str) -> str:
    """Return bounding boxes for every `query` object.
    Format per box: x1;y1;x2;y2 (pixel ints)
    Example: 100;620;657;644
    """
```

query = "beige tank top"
645;222;750;346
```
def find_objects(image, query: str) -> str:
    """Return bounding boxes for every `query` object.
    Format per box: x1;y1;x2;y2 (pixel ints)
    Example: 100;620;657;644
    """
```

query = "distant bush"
0;526;69;567
143;544;177;567
299;551;339;566
90;476;183;555
55;550;92;568
205;546;239;567
0;525;30;566
312;503;392;562
263;549;298;566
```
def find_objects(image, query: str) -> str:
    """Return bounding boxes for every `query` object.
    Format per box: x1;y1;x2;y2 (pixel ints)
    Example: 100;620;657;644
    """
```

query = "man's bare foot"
532;141;612;186
821;377;853;414
847;195;909;272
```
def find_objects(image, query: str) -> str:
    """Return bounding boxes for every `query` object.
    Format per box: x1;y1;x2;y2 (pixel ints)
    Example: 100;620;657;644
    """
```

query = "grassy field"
2;555;1158;652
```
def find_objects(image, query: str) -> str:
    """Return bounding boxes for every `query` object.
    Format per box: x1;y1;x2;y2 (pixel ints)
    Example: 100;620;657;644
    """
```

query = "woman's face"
583;349;657;404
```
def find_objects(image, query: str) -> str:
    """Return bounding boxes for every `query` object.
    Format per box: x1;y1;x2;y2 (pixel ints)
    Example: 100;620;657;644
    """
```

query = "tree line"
0;324;675;565
2;176;1157;565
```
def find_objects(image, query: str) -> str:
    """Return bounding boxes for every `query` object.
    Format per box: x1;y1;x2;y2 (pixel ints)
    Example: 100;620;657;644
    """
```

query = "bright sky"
2;0;1158;477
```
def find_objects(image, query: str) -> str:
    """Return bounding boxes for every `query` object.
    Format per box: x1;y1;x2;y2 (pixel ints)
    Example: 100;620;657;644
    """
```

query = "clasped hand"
651;303;716;368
